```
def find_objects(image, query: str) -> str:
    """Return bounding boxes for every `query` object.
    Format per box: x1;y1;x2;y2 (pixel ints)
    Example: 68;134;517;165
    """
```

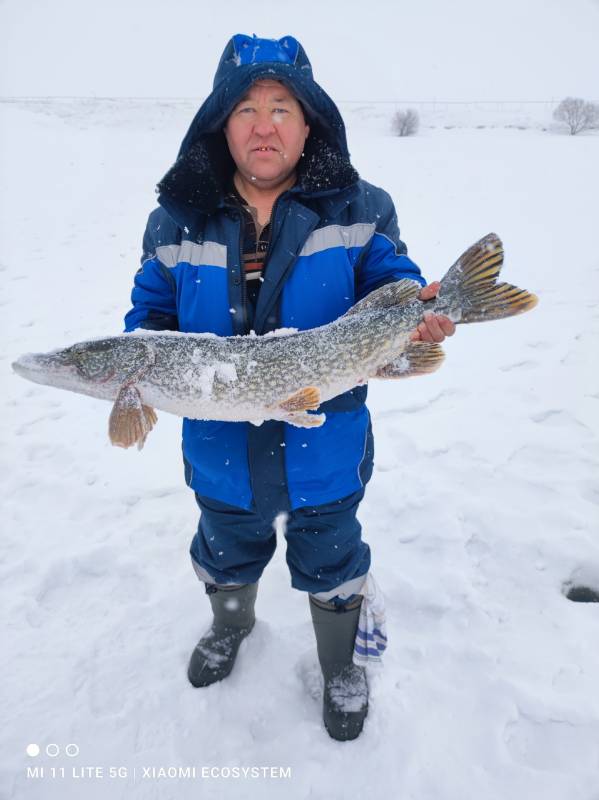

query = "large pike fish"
12;234;537;449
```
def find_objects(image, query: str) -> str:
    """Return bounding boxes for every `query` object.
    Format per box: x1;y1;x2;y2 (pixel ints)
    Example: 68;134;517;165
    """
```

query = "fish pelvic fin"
343;278;422;317
375;341;445;379
109;384;157;450
283;411;326;428
433;233;538;324
278;386;321;412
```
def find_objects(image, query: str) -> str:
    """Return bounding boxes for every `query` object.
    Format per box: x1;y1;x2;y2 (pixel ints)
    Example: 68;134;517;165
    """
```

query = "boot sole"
323;703;368;741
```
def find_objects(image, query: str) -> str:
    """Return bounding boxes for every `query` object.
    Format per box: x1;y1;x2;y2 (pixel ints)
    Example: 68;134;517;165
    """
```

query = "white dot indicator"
46;744;60;757
26;744;40;757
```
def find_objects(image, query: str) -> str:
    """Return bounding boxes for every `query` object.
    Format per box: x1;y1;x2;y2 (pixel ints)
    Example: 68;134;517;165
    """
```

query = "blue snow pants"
189;488;371;600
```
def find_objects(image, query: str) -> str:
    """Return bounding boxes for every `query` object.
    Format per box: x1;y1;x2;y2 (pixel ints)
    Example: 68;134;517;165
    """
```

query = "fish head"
11;336;148;398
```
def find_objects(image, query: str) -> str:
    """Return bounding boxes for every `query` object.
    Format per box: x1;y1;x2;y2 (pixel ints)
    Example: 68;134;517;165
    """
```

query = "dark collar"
156;133;360;226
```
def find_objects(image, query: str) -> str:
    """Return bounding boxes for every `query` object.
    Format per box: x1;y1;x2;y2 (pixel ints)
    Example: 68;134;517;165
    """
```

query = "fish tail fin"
432;233;538;324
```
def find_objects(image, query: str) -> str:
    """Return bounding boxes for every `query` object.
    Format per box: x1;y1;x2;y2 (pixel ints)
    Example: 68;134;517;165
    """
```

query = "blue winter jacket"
124;34;426;519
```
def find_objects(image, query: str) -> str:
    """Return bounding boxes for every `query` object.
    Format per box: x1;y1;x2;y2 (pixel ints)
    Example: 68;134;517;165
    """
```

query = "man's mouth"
253;146;278;152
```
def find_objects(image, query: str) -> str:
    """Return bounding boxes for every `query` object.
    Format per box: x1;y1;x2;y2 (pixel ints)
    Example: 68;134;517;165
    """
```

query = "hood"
156;34;359;226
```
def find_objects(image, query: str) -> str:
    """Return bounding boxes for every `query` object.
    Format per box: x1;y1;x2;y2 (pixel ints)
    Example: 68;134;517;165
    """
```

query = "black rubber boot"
309;594;369;741
188;582;258;688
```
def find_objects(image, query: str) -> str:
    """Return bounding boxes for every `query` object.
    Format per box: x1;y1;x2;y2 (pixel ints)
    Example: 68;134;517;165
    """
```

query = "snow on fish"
12;234;538;449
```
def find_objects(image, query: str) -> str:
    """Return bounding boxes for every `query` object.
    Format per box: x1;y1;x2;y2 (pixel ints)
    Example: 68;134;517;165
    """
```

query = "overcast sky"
2;0;599;101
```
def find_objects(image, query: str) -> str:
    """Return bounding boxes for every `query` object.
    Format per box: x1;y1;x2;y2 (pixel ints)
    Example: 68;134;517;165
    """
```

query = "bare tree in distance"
392;108;420;137
553;97;599;135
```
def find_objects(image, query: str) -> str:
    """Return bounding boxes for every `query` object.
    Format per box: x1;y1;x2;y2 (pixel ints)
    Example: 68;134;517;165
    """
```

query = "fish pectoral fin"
277;386;321;412
282;411;326;428
375;341;445;379
108;384;157;449
343;279;421;317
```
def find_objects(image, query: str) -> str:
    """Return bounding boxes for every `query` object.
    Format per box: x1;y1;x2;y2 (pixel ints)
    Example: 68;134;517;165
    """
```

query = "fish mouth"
12;345;120;402
11;351;78;391
12;353;47;383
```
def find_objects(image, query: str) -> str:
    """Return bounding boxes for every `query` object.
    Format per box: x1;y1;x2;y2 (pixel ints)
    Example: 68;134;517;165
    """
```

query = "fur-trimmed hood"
156;34;359;225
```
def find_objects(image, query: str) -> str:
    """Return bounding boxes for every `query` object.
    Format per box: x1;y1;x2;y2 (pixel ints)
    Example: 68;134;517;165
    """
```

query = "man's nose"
253;109;276;136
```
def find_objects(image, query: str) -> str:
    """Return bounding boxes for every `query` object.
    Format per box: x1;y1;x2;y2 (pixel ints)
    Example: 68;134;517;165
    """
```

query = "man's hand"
410;281;456;343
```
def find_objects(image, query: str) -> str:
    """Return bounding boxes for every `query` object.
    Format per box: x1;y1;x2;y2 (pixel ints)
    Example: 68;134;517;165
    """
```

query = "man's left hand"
410;281;456;343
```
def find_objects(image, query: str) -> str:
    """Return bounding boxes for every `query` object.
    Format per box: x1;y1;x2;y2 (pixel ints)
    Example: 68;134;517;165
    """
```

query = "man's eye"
273;108;289;114
238;107;255;114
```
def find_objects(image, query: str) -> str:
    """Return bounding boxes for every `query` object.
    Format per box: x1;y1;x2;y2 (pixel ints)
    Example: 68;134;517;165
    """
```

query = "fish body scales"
136;306;419;421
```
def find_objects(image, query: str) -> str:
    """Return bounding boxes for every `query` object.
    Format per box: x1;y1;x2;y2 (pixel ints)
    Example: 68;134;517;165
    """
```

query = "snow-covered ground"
1;97;598;800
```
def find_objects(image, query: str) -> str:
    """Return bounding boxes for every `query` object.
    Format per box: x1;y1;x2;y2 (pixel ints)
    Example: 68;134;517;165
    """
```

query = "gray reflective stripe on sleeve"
299;223;376;258
310;572;368;601
155;241;228;269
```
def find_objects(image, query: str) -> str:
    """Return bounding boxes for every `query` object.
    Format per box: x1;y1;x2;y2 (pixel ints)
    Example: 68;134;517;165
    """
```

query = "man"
125;34;454;741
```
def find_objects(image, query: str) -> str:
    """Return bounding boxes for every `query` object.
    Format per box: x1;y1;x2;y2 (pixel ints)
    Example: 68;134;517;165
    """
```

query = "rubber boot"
309;594;369;741
188;582;258;688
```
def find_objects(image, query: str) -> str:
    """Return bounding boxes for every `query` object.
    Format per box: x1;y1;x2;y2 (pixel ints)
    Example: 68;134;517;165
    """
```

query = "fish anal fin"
278;386;321;412
375;341;445;379
109;385;157;449
343;279;421;317
283;412;326;428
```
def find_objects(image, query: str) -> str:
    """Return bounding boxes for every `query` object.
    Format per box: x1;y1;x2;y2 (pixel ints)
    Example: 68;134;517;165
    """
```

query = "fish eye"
68;345;85;361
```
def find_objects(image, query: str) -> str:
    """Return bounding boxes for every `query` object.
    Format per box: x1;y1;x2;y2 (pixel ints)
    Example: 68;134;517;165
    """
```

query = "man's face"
224;80;310;190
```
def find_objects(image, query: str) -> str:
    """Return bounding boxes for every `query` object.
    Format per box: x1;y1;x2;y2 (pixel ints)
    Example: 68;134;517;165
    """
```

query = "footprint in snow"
530;409;591;431
503;708;599;773
295;651;322;704
383;388;463;417
16;410;66;435
580;481;599;507
464;534;492;562
36;550;150;611
499;359;537;372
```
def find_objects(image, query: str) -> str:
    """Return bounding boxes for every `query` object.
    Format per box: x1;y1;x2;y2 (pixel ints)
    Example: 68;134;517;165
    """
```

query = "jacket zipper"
267;194;284;260
235;209;250;333
237;193;285;335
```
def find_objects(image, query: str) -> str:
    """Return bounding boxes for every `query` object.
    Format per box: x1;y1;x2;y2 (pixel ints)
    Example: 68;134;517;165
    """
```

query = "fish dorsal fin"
343;279;421;317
